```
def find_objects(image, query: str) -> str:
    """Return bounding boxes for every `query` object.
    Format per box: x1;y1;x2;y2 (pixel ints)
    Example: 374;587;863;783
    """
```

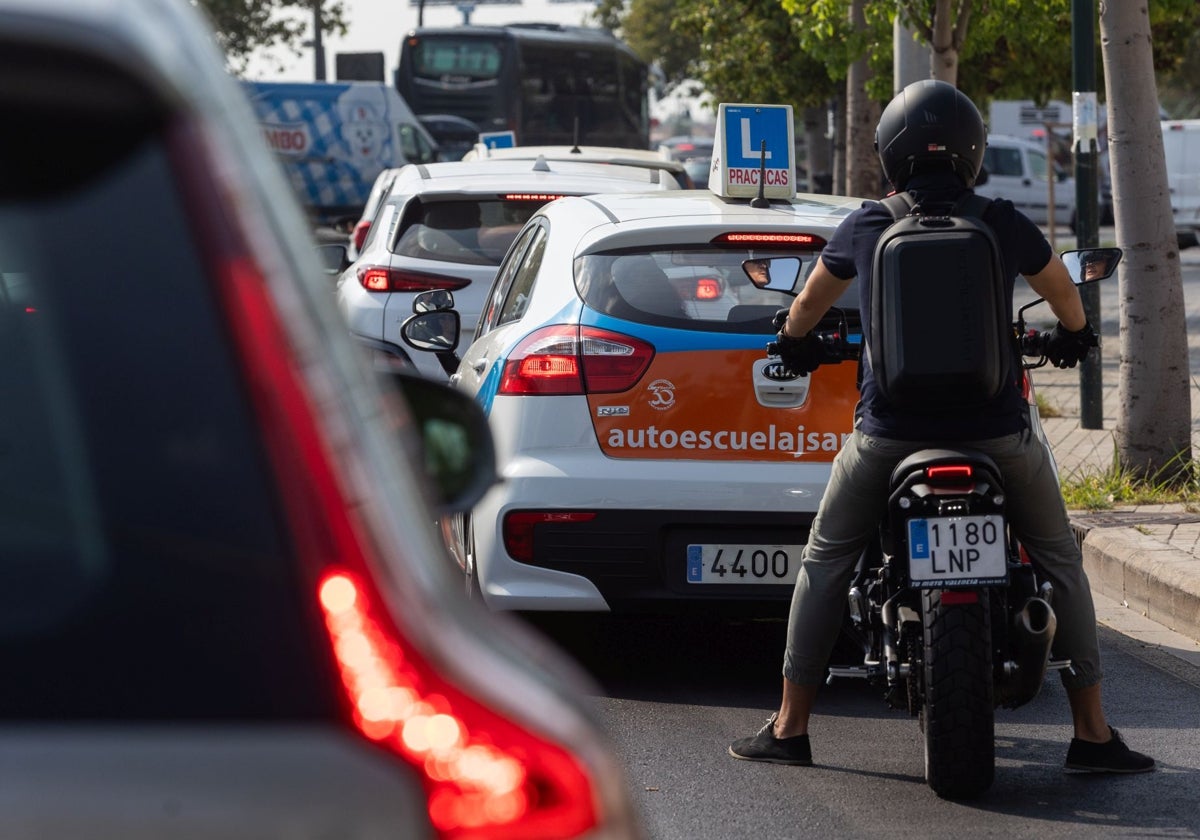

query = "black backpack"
867;191;1012;412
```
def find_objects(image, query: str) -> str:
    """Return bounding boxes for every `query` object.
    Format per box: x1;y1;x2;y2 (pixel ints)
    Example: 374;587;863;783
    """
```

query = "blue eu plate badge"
908;519;930;560
687;545;703;582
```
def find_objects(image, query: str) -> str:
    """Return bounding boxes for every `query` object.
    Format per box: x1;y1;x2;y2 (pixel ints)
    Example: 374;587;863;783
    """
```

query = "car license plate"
686;543;801;585
907;515;1007;587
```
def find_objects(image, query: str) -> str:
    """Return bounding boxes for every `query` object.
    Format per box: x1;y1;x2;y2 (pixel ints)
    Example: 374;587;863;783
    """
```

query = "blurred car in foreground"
402;125;864;613
333;156;685;380
0;1;642;836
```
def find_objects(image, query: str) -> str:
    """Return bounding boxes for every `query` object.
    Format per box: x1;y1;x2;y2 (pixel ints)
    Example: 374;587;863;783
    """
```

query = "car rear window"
392;197;540;265
0;45;336;720
574;248;859;333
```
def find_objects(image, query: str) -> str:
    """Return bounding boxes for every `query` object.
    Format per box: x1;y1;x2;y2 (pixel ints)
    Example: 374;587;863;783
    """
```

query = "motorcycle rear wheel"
921;588;995;799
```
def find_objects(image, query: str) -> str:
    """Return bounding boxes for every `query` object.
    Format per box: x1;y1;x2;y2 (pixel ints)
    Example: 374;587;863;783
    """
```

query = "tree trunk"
929;0;960;84
1100;1;1192;479
802;106;832;194
847;0;883;198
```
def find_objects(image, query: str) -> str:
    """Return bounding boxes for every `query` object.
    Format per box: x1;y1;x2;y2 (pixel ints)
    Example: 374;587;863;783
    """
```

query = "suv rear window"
574;248;859;333
393;198;540;265
0;46;335;720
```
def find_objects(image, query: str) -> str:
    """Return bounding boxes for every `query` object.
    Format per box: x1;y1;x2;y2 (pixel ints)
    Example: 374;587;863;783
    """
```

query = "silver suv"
0;0;639;836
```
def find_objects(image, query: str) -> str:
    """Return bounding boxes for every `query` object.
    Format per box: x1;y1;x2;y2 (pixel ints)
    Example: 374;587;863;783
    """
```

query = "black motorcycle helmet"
875;79;987;190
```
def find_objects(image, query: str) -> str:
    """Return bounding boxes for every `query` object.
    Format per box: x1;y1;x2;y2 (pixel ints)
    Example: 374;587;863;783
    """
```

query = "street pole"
312;0;326;81
1073;0;1102;429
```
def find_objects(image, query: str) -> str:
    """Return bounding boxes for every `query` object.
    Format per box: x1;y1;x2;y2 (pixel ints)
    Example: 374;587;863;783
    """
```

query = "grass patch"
1060;449;1200;510
1035;393;1062;418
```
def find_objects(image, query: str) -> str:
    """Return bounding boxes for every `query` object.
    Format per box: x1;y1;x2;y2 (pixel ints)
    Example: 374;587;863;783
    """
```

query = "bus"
395;23;650;150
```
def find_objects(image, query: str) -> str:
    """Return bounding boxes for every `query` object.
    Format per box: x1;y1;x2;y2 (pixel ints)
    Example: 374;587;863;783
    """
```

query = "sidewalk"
1035;283;1200;651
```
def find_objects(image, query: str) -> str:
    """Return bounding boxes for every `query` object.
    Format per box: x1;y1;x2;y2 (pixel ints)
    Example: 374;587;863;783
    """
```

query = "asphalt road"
524;608;1200;839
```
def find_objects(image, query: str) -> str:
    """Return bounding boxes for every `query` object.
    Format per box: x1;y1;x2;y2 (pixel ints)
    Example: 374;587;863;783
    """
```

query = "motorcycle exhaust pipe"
1003;596;1057;708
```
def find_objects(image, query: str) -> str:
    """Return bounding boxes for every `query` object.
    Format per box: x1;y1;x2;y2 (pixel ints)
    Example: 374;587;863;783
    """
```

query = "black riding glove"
768;329;825;377
1043;321;1099;369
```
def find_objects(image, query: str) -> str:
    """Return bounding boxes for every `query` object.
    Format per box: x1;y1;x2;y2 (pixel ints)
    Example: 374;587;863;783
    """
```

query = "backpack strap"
879;192;916;221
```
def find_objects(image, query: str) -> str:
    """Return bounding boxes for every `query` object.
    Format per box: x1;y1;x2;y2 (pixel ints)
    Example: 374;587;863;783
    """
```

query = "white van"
1162;120;1200;248
976;134;1076;230
242;81;440;229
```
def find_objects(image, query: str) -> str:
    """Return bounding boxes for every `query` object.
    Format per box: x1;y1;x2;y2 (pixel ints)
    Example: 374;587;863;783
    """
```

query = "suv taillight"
173;123;602;839
498;325;654;395
357;264;471;293
352;219;371;252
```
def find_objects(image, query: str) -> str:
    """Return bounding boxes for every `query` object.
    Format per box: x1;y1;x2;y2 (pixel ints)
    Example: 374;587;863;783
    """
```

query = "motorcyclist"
729;79;1154;775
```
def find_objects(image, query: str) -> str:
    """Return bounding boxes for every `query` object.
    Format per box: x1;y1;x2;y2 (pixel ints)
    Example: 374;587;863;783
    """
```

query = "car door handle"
472;359;487;373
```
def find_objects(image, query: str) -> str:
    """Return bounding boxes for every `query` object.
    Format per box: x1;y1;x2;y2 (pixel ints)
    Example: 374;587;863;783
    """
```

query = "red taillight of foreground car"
357;264;471;293
172;121;600;839
499;325;655;395
503;511;597;563
352;218;372;252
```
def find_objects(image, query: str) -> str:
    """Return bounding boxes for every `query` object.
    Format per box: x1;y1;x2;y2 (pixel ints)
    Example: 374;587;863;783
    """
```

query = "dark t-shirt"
819;173;1054;441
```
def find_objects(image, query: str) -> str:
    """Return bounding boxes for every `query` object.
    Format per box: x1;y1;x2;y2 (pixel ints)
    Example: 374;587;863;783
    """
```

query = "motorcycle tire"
921;588;995;799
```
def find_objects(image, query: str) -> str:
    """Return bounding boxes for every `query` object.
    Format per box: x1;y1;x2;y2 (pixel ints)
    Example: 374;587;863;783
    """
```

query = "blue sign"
713;103;795;199
479;130;516;150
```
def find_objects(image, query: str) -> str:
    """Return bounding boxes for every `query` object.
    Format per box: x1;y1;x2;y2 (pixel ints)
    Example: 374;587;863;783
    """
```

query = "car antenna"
570;117;581;154
750;140;770;208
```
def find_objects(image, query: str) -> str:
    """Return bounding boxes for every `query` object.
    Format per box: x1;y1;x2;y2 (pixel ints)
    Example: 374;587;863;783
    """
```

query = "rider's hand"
768;326;825;376
1043;321;1099;368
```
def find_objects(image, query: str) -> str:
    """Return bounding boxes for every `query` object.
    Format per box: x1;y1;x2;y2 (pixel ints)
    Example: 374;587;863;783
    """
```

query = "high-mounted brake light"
170;121;601;839
926;465;973;481
499;325;654;395
711;232;828;248
503;193;569;202
357;264;471;293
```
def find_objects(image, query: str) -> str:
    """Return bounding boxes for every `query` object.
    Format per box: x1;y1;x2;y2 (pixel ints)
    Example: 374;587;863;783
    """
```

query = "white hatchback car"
335;157;684;380
404;163;865;613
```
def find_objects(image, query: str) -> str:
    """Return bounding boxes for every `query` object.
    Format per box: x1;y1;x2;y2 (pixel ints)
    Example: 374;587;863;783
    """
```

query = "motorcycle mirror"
1060;248;1122;286
743;256;802;291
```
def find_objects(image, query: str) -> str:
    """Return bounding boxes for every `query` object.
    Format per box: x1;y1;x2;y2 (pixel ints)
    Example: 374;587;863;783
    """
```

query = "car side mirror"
392;372;497;514
315;243;349;277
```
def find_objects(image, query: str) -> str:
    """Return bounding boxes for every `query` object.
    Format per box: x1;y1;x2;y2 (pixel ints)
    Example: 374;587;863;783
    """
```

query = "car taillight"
693;277;723;300
357;264;472;293
169;121;601;840
502;193;569;202
502;512;597;563
498;325;654;395
352;219;371;252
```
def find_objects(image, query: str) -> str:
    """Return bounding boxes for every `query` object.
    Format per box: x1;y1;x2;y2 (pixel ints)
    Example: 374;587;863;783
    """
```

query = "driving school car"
405;105;865;612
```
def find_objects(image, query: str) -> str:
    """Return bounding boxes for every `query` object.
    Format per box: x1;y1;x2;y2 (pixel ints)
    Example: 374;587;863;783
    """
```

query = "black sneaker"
728;713;813;766
1065;726;1156;774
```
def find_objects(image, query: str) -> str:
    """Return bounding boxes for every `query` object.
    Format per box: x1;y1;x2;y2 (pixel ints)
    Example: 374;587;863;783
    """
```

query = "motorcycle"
749;247;1121;799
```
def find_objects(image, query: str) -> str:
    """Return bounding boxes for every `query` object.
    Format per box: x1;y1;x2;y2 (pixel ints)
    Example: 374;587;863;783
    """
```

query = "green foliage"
194;0;347;73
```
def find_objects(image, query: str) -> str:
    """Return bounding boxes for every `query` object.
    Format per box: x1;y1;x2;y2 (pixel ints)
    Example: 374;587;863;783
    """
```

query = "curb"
1072;509;1200;644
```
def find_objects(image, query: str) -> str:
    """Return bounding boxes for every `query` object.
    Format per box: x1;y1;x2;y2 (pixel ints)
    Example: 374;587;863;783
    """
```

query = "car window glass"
1;104;333;720
983;146;1022;177
393;198;540;267
575;248;853;334
1028;148;1049;180
496;224;548;326
478;225;538;336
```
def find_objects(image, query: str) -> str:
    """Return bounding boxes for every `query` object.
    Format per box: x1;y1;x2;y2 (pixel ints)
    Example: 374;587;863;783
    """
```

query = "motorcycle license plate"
906;515;1007;587
686;543;801;585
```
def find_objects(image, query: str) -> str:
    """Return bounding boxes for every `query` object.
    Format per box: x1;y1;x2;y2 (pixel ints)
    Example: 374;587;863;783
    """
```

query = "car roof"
386;156;686;196
533;190;862;254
